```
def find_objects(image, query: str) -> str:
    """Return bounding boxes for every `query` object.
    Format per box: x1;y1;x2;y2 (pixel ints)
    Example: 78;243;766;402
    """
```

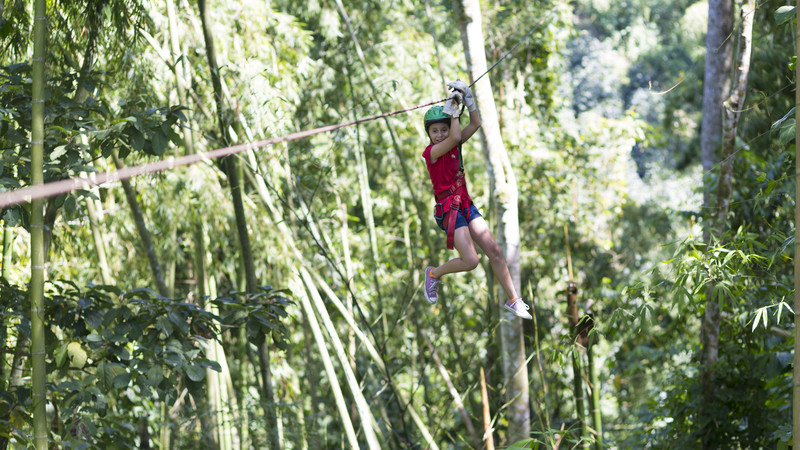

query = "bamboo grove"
1;0;799;448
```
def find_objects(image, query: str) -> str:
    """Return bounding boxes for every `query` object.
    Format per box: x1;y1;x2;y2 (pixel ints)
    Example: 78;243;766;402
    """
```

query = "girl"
422;80;531;320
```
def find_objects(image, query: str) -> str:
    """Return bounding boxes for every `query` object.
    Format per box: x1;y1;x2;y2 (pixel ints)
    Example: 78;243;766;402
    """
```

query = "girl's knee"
486;244;504;263
464;253;480;270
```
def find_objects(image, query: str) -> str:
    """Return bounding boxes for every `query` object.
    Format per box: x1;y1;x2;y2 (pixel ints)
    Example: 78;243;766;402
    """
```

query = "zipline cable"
469;8;557;89
0;9;556;210
0;98;445;209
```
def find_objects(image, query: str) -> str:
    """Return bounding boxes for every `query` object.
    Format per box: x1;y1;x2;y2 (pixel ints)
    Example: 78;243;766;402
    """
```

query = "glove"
447;79;476;112
442;90;462;118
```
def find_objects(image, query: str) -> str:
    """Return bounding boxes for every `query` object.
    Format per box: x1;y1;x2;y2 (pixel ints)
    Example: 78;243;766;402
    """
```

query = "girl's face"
428;122;450;144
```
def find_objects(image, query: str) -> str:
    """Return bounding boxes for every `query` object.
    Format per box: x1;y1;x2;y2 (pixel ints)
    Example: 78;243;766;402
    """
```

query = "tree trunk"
452;0;530;442
30;0;47;447
715;0;754;231
700;0;734;229
699;0;733;445
112;151;170;298
698;2;743;448
197;2;278;447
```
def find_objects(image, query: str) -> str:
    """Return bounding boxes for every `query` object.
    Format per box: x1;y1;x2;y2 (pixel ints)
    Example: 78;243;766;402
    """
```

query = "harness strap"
436;171;468;250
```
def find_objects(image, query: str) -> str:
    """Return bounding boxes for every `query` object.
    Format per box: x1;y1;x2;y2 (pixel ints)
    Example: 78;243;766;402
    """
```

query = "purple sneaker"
424;267;442;304
504;298;532;320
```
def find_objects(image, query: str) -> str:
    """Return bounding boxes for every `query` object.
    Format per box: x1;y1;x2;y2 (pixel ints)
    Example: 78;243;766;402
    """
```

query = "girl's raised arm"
460;108;481;143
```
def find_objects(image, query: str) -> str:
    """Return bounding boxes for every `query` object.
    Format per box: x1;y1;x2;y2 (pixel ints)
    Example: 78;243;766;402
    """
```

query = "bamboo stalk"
794;1;800;448
31;0;47;446
480;367;495;450
290;274;360;447
85;187;113;285
166;0;195;154
196;2;278;447
422;330;479;448
308;270;440;449
299;267;382;448
242;165;440;448
333;0;434;257
566;284;587;445
2;220;11;280
587;342;603;449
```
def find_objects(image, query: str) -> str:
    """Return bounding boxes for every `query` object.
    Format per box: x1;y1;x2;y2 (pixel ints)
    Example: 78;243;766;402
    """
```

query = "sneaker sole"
504;304;532;319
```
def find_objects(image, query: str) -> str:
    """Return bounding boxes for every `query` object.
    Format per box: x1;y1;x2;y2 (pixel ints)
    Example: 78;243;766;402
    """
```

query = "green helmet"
424;105;450;133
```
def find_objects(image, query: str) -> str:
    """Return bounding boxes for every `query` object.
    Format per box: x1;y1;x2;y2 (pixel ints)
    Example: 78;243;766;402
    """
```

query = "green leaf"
151;131;167;156
113;372;131;389
64;195;77;216
155;315;173;337
168;310;190;334
50;145;67;161
163;349;184;367
771;107;795;133
505;438;537;449
56;343;69;367
184;364;205;382
98;362;126;390
722;250;736;266
776;6;796;25
194;358;221;373
67;341;88;369
752;308;763;332
776;117;796;146
147;365;164;386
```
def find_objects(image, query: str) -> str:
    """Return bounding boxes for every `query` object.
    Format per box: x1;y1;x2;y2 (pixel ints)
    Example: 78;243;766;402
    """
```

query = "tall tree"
196;0;279;447
698;0;733;447
452;0;530;442
112;151;170;297
30;0;47;447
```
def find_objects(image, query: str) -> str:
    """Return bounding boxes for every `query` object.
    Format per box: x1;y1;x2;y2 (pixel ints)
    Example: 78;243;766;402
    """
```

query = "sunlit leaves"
750;300;793;332
774;6;795;26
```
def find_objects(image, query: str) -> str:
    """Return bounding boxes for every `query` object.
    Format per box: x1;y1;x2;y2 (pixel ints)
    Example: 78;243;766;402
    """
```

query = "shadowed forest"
1;0;798;448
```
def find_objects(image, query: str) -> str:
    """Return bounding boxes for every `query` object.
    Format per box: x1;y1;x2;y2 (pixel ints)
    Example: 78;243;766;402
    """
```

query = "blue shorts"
435;204;482;232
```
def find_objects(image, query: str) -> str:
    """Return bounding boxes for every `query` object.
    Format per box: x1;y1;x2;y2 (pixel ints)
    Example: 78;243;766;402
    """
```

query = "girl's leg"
467;217;520;301
432;226;479;277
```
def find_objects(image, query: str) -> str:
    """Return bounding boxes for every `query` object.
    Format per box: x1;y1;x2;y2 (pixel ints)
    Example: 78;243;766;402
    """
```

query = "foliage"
0;279;289;447
0;0;797;447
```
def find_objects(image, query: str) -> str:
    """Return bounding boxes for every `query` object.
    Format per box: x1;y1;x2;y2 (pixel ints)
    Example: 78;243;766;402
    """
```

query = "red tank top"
422;143;472;213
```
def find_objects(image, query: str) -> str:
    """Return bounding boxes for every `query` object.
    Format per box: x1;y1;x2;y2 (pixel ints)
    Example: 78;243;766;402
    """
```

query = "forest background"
0;0;797;448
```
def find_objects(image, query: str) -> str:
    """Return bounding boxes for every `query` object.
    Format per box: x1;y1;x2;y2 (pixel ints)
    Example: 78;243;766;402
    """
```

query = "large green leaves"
0;279;290;448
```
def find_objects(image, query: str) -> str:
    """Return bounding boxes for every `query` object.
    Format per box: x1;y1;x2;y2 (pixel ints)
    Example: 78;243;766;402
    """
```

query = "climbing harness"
435;169;468;249
429;102;469;250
